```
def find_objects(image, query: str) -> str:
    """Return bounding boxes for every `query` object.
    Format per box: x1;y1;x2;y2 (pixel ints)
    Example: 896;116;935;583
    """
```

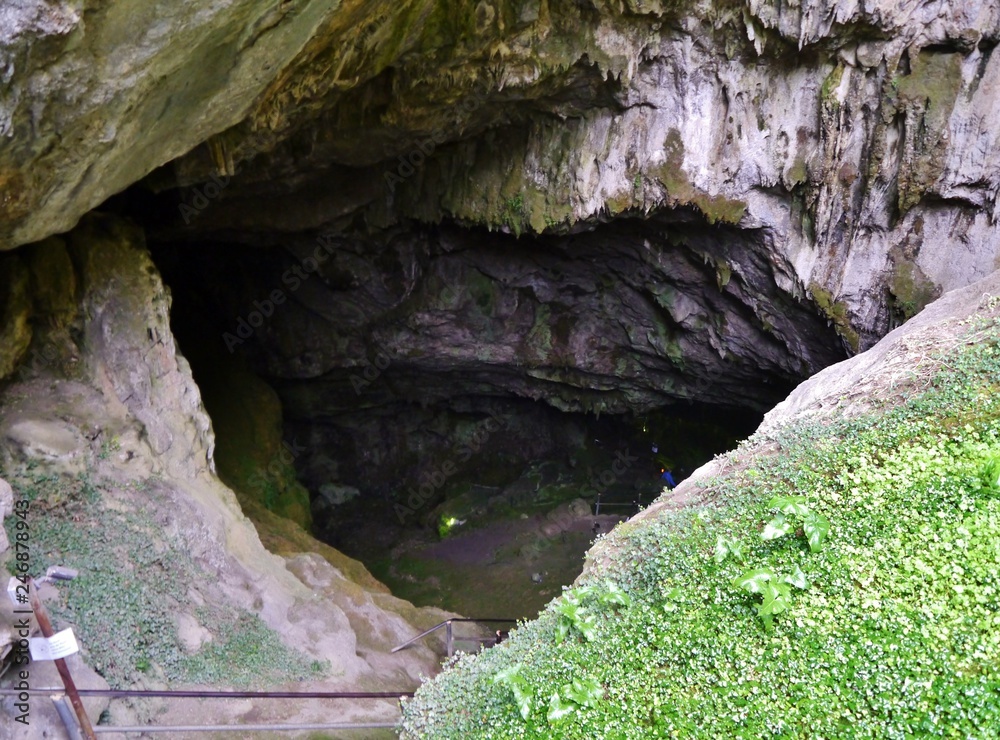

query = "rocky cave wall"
151;212;842;519
5;0;1000;337
3;2;1000;562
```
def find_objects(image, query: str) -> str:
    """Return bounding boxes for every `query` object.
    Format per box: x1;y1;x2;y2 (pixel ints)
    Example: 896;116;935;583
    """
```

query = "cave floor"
356;509;631;621
323;443;670;621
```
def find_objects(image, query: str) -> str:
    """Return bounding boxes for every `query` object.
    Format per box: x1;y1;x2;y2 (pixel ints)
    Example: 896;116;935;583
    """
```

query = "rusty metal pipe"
27;577;97;740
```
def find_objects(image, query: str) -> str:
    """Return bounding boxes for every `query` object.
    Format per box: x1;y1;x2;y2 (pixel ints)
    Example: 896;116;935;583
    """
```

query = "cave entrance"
154;258;764;619
146;216;833;620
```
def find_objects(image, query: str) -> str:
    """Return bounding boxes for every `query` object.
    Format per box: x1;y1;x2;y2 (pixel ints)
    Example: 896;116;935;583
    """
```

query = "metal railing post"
52;694;83;740
446;620;453;658
28;578;97;740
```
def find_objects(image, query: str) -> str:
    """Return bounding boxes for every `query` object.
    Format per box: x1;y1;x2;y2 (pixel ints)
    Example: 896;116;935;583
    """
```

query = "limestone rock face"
134;0;1000;438
0;215;451;733
758;267;1000;434
0;0;343;248
148;0;1000;353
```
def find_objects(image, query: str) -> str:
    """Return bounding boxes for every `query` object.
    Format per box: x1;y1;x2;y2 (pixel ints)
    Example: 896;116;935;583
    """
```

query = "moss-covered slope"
400;278;1000;737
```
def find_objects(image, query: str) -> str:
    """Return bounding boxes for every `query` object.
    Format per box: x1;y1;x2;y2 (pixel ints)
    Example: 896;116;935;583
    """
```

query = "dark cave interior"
99;174;845;615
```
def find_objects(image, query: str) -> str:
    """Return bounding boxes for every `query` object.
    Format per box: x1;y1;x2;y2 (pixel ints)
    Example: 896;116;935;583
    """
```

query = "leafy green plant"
493;664;534;720
98;435;121;460
503;193;523;215
498;193;526;234
732;565;809;630
978;452;1000;491
554;581;630;643
578;580;632;608
547;676;604;724
554;591;598;643
713;535;744;564
726;497;822;629
761;495;830;552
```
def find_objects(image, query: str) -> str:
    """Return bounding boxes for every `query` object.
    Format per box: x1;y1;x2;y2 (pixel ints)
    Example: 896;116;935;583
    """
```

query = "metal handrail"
392;618;518;657
0;689;414;699
92;722;398;733
0;687;411;735
594;492;644;515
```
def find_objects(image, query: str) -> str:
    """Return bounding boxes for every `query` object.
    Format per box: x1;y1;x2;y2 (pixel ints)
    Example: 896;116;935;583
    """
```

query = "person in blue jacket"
660;467;677;488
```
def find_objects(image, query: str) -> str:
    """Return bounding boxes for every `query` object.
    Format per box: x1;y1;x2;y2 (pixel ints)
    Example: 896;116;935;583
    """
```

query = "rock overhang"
5;0;1000;484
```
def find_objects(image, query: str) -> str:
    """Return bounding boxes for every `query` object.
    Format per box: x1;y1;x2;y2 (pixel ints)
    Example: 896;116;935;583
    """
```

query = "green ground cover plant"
400;316;1000;738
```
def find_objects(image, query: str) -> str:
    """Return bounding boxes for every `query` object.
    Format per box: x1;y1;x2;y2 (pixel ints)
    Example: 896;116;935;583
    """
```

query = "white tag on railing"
6;576;24;606
29;628;79;661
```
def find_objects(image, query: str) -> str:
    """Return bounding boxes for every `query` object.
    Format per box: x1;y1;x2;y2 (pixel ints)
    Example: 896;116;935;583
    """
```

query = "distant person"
660;468;676;488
